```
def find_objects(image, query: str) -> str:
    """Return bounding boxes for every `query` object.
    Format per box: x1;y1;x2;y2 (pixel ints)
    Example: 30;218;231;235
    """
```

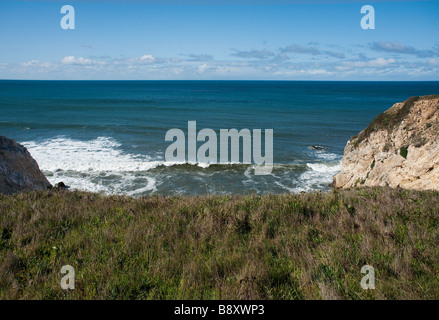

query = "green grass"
1;187;439;300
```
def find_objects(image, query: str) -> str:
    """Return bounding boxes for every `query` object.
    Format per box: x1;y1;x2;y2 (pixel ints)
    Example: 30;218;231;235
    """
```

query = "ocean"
1;80;438;196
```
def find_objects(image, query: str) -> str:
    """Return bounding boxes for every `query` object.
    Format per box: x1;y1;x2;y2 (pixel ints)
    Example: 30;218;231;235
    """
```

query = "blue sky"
0;0;438;80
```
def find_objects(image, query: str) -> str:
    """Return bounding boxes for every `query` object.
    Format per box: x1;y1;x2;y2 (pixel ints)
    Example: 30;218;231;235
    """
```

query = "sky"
0;0;438;80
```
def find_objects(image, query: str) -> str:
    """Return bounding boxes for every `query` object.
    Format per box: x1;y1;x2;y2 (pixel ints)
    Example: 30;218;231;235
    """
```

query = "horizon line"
1;79;439;82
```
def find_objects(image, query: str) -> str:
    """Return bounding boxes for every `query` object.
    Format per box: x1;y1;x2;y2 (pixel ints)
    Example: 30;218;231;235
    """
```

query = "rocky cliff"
332;95;439;191
0;136;52;195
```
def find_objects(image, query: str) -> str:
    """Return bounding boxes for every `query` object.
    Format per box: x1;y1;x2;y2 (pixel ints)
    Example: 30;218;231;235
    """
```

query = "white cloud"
21;60;52;68
127;54;157;64
61;56;94;66
307;69;332;75
3;48;437;80
274;68;333;76
342;58;396;69
198;64;210;73
139;54;155;63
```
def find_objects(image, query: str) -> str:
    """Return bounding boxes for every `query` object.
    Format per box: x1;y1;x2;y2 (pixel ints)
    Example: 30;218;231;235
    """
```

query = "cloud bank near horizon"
2;41;438;80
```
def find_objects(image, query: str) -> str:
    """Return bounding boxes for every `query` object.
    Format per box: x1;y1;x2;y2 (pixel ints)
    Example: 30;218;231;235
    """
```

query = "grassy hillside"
1;187;438;299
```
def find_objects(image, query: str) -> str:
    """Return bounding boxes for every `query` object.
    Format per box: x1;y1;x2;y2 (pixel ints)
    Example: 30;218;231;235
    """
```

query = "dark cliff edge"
0;135;52;195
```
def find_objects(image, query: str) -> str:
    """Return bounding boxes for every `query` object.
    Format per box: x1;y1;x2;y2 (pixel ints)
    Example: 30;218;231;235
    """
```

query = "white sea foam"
274;180;296;193
21;136;242;195
297;159;342;192
23;137;160;172
314;150;340;161
22;137;159;195
196;162;211;169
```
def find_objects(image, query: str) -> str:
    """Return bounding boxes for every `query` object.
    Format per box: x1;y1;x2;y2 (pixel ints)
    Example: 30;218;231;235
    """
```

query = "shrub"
400;146;408;159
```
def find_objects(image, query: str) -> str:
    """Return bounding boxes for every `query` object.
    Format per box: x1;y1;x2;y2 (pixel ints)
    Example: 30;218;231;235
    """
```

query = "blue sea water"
1;80;438;195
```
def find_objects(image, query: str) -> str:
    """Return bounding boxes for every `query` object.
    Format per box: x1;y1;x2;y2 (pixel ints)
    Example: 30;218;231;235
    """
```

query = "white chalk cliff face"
332;95;439;191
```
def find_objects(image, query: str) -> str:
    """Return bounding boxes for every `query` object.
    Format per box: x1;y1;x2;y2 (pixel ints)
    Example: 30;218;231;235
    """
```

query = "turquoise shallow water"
1;80;438;195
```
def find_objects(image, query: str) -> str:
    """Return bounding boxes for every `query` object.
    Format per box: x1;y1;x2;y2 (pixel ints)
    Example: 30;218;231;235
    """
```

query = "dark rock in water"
54;181;69;189
0;135;52;195
311;145;325;150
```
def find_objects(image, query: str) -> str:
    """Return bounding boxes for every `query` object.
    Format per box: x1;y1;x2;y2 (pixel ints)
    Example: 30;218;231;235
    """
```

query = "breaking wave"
22;136;342;196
